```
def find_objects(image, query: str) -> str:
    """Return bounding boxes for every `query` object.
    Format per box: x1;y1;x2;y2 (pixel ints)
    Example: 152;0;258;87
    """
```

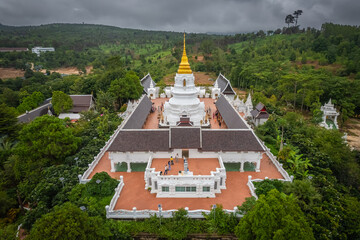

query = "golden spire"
177;32;192;74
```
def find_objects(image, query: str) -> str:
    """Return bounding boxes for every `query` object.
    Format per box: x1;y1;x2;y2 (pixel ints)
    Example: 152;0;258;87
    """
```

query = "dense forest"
0;22;360;239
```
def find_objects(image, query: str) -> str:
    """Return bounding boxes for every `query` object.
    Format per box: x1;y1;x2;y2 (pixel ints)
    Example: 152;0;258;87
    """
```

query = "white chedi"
162;73;206;126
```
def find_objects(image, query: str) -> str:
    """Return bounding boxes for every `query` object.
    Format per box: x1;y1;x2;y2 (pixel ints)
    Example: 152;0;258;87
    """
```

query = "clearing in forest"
0;67;25;79
343;118;360;150
163;72;216;85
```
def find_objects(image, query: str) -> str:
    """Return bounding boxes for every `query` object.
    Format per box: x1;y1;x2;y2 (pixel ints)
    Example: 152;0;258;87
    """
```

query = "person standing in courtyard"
164;165;168;175
170;156;174;165
175;153;179;163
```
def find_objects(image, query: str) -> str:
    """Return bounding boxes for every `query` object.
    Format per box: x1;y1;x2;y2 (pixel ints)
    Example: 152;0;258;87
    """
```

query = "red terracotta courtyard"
88;152;284;211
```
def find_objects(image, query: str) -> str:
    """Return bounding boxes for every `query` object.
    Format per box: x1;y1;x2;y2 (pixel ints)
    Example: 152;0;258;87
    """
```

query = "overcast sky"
0;0;359;33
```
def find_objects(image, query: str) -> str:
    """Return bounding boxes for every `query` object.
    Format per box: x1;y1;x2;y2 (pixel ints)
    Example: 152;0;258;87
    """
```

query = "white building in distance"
32;46;55;56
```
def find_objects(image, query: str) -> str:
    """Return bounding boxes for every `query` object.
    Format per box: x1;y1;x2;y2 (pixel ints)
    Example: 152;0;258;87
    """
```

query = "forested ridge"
0;22;360;239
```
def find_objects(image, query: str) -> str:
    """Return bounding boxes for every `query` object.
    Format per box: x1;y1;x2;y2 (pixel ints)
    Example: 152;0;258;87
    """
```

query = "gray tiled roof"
251;103;270;119
214;74;236;95
17;103;52;123
140;73;156;94
69;95;93;113
201;130;265;152
216;95;248;129
123;96;152;129
170;127;201;149
107;128;264;152
107;130;170;152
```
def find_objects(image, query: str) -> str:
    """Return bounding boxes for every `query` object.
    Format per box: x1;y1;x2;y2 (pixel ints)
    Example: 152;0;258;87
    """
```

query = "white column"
110;160;115;172
127;161;131;172
256;159;261;172
240;161;244;172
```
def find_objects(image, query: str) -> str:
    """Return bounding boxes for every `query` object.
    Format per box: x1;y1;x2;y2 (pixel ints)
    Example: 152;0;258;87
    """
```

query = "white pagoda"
161;34;207;127
320;99;339;129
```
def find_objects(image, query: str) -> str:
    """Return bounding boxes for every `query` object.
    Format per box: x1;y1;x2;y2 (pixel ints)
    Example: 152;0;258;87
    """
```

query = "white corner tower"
161;33;207;127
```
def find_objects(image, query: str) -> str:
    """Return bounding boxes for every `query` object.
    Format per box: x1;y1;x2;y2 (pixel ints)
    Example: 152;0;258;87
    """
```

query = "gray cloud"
0;0;359;33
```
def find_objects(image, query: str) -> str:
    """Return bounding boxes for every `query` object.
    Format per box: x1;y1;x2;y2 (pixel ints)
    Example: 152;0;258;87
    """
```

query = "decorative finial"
177;32;192;74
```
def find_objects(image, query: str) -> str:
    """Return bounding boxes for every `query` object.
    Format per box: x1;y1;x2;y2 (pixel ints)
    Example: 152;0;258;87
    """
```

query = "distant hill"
0;23;219;51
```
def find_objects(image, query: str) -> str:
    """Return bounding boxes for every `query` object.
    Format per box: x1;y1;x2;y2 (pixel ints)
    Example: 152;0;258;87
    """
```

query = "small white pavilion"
320;99;339;129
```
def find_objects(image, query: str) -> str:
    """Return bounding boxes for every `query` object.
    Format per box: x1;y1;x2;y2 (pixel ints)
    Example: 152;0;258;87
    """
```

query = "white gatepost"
127;161;131;173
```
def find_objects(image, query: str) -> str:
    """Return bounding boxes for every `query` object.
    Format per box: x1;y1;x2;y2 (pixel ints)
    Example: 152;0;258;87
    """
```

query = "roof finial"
177;32;192;74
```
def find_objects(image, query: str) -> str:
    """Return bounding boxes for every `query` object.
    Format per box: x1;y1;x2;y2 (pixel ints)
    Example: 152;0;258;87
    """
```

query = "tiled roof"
107;130;169;152
201;130;265;152
251;102;269;119
123;96;152;129
69;95;93;113
170;127;201;149
140;73;156;94
255;102;265;111
215;95;248;129
17;103;52;123
214;74;235;95
108;128;264;152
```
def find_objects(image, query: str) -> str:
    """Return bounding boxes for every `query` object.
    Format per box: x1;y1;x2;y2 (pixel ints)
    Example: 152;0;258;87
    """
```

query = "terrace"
143;98;228;129
88;152;284;211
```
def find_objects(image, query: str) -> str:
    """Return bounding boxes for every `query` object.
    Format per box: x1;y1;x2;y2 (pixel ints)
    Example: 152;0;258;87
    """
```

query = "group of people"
163;154;179;175
213;110;224;127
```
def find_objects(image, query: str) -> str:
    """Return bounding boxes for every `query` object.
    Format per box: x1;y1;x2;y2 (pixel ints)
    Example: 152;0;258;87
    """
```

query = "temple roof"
170;127;201;149
123;95;152;129
215;95;249;129
108;130;170;152
201;130;265;152
214;74;236;95
251;102;269;119
17;103;52;123
140;73;156;94
107;128;264;152
69;95;94;113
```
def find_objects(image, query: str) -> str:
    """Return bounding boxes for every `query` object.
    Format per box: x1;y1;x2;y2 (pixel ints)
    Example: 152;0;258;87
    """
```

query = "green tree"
17;91;45;113
96;90;115;112
108;71;142;109
0;104;18;138
235;189;315;240
28;202;112;240
52;91;73;115
16;115;80;165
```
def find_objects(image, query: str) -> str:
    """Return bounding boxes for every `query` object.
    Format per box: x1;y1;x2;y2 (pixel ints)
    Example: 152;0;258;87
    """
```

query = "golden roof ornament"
177;32;192;74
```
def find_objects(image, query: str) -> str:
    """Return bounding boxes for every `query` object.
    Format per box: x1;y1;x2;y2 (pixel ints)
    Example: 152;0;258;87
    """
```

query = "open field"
40;66;93;75
0;67;24;79
163;72;216;85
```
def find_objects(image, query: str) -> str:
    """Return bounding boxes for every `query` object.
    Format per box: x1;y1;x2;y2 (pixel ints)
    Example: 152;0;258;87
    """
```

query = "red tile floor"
88;152;284;211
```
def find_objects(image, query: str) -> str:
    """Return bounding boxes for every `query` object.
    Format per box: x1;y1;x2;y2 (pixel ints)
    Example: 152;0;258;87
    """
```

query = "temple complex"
79;34;291;219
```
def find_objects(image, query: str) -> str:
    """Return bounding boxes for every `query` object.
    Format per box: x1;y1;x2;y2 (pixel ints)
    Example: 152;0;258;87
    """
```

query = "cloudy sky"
0;0;359;33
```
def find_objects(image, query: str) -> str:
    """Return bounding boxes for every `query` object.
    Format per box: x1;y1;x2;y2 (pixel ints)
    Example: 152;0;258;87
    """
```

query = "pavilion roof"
214;74;236;95
123;95;152;129
140;73;156;94
69;95;94;113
